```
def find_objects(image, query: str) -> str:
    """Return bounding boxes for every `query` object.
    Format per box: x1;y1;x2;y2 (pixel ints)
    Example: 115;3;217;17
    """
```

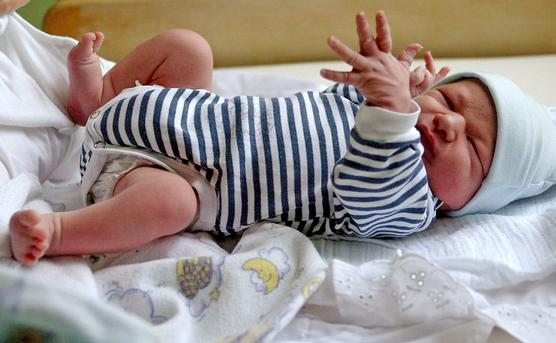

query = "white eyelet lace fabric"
483;305;556;342
327;253;476;328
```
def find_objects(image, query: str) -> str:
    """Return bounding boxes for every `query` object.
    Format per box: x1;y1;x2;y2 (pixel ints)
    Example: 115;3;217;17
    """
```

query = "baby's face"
414;79;497;210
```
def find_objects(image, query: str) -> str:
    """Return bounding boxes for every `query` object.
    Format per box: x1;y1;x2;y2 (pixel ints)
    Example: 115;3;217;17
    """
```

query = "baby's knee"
151;29;213;89
156;172;198;230
154;29;213;61
116;167;198;231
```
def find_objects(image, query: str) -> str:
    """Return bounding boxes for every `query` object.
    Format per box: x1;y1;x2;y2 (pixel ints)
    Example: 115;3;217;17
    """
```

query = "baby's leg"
67;29;213;126
67;32;105;126
9;167;197;266
104;29;213;93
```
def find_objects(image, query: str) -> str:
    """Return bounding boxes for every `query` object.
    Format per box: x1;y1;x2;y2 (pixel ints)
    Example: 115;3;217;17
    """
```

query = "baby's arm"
324;11;441;237
330;104;438;238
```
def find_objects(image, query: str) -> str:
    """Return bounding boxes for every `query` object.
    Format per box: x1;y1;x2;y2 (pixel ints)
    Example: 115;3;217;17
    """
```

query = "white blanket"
293;186;556;342
1;11;556;343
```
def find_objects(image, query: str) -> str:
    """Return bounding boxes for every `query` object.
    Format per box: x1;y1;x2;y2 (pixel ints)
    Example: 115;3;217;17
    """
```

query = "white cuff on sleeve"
355;100;421;142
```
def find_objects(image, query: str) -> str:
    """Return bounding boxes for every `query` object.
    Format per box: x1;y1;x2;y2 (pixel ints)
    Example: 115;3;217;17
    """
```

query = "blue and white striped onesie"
80;83;440;239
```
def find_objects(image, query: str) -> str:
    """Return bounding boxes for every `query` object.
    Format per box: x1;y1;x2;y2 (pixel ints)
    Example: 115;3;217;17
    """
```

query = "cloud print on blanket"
105;284;168;324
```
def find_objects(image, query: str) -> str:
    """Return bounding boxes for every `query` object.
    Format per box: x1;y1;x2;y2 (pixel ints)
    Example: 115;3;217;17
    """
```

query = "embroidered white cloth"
299;184;556;342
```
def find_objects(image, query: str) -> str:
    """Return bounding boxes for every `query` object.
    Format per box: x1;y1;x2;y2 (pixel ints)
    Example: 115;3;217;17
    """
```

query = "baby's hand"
321;11;413;113
408;51;450;97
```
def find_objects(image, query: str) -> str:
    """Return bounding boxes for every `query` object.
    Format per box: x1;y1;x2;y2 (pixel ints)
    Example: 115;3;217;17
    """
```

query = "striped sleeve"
331;101;439;238
323;83;365;105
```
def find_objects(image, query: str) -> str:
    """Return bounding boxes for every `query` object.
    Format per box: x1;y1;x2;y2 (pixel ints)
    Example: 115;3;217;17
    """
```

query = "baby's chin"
428;179;479;212
437;190;477;213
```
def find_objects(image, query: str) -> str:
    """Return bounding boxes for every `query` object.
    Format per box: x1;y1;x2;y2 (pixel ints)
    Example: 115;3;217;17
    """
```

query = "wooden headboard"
44;0;556;67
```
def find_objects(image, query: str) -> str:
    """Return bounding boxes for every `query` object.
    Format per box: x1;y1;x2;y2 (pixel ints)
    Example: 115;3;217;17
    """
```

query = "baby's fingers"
424;51;437;75
425;51;450;82
398;43;423;68
434;66;450;83
356;12;379;56
320;69;361;85
410;65;426;85
410;65;436;97
327;36;369;71
375;11;392;53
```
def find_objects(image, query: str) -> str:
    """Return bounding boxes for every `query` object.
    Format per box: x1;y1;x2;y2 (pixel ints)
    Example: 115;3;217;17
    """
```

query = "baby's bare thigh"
104;29;214;95
114;165;192;197
112;165;198;226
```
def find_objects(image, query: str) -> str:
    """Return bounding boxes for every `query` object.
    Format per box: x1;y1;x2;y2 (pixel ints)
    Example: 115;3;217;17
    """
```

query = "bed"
1;0;555;342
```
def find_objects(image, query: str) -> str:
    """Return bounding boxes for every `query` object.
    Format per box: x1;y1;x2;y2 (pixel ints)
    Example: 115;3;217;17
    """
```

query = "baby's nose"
434;113;464;142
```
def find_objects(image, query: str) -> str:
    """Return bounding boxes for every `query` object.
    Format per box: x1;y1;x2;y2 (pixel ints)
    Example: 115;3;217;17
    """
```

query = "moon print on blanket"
242;247;291;295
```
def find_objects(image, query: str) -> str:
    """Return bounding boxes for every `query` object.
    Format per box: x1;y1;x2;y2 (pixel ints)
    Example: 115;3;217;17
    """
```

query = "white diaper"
89;154;155;203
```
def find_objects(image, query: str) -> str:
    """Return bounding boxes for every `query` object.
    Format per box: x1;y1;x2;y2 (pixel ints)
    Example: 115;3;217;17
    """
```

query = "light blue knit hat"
435;72;556;216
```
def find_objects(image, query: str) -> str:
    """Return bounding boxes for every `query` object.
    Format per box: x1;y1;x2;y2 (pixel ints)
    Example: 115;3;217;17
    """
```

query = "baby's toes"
16;240;45;266
79;32;97;47
31;240;48;255
27;225;49;244
17;240;47;266
92;32;104;53
9;210;51;266
10;210;40;234
69;32;96;61
22;252;39;266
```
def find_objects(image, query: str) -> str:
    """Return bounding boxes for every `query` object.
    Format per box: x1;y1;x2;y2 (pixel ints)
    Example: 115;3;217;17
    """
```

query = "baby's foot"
9;210;59;266
67;32;105;126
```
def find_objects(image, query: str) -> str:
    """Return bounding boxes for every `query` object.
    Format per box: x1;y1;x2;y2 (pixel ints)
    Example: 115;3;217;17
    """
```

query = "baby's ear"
0;0;30;15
